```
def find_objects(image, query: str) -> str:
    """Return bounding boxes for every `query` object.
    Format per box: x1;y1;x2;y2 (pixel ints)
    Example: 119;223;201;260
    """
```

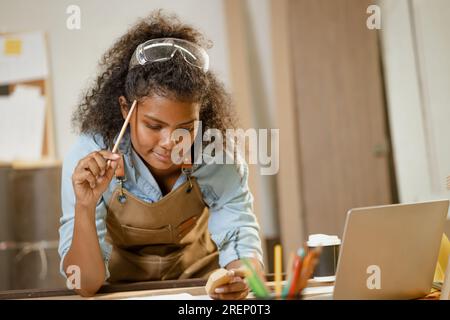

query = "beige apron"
105;157;219;283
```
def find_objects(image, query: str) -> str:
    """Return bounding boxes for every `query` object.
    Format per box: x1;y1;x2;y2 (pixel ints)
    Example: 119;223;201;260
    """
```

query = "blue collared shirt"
58;131;263;279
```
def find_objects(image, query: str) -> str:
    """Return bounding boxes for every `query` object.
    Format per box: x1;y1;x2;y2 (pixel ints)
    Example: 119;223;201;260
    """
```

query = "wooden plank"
270;0;306;261
42;32;56;159
0;278;207;300
42;77;56;159
223;0;268;267
0;274;281;299
289;0;393;237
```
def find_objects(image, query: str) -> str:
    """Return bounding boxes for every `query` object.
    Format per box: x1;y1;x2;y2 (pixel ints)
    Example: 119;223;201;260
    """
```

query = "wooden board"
287;0;395;237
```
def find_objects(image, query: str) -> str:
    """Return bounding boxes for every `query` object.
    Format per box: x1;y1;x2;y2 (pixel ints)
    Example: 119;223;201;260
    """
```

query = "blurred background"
0;0;449;291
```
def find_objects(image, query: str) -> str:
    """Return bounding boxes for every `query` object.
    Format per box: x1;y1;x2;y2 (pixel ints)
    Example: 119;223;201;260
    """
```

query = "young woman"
58;11;263;299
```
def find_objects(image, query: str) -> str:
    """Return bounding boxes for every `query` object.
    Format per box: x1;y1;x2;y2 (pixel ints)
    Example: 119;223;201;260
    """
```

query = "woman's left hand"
209;268;249;300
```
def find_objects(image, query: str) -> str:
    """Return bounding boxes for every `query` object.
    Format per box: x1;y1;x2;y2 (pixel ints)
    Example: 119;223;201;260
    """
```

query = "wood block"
204;268;233;295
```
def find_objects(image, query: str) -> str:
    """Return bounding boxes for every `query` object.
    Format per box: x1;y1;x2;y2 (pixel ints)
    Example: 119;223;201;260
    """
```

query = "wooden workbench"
0;277;338;300
0;277;439;300
0;278;208;300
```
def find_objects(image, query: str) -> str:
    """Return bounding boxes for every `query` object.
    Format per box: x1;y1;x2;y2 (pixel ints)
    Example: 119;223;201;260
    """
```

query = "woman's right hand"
72;150;121;209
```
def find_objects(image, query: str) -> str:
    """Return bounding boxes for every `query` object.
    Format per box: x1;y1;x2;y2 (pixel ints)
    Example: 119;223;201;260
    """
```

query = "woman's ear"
118;96;129;120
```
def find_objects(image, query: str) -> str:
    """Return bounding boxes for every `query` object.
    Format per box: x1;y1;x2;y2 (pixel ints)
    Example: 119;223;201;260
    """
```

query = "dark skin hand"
64;150;120;297
209;258;265;300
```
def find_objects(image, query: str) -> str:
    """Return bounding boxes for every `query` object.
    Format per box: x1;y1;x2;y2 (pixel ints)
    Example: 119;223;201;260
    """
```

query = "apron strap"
114;155;126;180
114;155;127;203
181;162;193;193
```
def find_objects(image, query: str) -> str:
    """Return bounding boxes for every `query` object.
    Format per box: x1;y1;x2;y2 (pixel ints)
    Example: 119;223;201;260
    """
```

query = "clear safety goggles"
129;38;209;72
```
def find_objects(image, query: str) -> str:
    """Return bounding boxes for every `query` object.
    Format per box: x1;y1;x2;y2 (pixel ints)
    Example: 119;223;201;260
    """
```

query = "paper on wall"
0;85;46;161
0;31;48;85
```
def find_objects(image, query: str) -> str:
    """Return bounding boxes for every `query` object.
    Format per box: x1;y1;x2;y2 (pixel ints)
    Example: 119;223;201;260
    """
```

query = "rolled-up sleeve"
58;135;112;280
207;162;264;268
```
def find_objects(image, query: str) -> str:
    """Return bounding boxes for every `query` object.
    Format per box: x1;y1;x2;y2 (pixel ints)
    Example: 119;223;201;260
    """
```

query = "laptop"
331;199;449;300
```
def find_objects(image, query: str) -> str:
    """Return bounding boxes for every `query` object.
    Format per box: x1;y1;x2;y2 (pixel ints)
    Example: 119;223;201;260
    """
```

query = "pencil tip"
297;247;305;257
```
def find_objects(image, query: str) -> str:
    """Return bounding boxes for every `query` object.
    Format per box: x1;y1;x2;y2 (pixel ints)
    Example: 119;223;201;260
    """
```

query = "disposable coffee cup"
307;234;341;282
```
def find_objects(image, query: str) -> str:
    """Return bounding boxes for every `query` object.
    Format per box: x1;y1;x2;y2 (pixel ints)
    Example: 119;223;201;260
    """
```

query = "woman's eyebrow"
143;115;196;126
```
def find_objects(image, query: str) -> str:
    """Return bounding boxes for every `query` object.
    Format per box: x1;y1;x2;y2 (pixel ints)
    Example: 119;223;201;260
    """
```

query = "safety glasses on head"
129;38;209;73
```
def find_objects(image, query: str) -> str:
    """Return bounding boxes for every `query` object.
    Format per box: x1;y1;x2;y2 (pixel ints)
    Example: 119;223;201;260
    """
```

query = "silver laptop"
332;199;449;300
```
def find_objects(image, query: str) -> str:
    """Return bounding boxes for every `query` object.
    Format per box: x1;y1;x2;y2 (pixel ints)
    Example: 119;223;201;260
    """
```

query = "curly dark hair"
72;10;237;149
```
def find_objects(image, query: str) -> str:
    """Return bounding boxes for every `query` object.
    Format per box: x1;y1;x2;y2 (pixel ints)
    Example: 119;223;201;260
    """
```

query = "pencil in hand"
107;99;137;168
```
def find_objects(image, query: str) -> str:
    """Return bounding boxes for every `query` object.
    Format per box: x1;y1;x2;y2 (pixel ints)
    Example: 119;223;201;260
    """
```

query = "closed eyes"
145;123;194;132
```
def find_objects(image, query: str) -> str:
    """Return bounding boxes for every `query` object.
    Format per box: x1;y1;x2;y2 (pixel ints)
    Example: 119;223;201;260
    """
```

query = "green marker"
242;258;270;299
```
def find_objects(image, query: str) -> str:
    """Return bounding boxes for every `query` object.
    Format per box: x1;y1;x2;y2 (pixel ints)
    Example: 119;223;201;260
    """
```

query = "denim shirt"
58;131;263;279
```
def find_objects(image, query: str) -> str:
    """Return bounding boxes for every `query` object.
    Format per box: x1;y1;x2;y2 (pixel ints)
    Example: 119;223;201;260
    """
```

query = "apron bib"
105;157;219;282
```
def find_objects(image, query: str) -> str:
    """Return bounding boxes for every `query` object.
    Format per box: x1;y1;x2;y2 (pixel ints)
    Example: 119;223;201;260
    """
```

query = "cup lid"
307;234;341;246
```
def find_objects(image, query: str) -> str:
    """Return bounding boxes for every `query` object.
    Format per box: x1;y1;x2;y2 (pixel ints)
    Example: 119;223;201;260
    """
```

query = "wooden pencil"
106;99;137;167
112;99;137;153
274;244;283;297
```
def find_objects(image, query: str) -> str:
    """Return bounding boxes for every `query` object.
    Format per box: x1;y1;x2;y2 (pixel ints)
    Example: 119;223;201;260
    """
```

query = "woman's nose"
159;128;176;149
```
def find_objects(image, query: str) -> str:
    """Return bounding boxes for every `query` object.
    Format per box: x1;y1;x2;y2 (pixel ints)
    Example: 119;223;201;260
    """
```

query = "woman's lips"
152;151;171;162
